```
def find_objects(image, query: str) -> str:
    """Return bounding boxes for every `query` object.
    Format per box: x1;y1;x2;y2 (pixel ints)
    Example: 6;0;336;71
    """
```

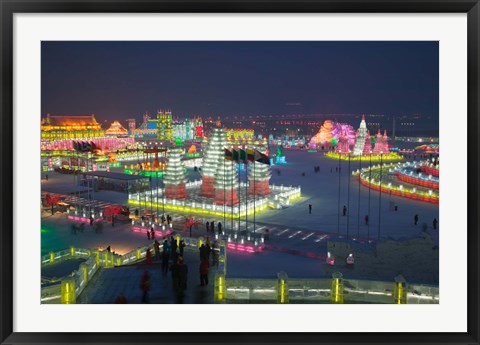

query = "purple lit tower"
362;130;372;155
373;129;389;155
383;130;389;152
335;129;351;154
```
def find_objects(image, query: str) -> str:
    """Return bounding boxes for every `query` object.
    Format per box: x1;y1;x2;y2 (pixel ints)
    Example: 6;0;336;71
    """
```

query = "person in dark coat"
433;218;438;230
210;221;215;233
170;256;188;303
163;239;170;252
199;244;207;261
153;240;160;260
217;222;222;235
179;240;185;256
200;259;209;286
161;249;169;274
171;237;177;254
414;214;419;225
308;204;312;214
205;221;210;232
205;243;212;262
343;205;347;216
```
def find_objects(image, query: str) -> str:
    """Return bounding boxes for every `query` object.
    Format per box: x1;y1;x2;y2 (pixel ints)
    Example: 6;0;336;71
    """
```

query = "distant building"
156;110;173;141
132;113;158;138
226;128;254;140
105;120;129;137
41;114;104;141
132;111;203;141
126;118;136;135
173;117;203;141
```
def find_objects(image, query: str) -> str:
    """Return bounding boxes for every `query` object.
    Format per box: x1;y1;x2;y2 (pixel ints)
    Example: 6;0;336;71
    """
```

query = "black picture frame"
1;1;479;344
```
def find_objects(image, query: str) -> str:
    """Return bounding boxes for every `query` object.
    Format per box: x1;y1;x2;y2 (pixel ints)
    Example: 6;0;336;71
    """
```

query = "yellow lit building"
41;114;105;141
156;110;173;141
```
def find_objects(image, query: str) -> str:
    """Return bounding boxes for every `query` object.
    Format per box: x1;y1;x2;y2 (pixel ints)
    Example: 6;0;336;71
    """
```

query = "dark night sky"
41;41;439;123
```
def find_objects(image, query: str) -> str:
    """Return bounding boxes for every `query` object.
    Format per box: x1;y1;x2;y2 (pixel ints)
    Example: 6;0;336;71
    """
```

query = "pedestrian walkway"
77;249;215;304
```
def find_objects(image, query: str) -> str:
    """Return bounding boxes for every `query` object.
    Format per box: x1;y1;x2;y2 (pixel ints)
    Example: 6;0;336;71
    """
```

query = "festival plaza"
41;111;439;305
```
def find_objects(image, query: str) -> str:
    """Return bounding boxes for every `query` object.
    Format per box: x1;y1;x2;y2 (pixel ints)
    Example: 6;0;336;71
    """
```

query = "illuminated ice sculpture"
201;127;228;198
214;158;239;205
248;145;272;196
353;115;368;156
164;147;188;199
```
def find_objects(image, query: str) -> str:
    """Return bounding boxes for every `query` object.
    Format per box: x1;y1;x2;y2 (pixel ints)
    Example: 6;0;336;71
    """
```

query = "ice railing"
221;276;438;304
41;246;123;304
41;236;214;303
352;162;439;203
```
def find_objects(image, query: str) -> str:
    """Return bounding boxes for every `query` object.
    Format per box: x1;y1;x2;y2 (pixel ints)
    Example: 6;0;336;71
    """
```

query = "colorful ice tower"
336;129;351;154
353;115;368;156
200;127;227;198
157;110;173;141
276;146;286;164
362;130;373;155
248;147;272;196
164;148;188;199
214;158;239;205
373;129;388;155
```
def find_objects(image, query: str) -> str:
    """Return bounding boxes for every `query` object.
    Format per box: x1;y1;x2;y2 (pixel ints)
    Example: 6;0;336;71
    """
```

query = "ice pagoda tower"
373;129;388;155
213;158;239;205
248;145;272;196
382;130;389;153
353;115;368;156
200;127;227;198
373;130;389;155
164;148;188;199
362;130;372;155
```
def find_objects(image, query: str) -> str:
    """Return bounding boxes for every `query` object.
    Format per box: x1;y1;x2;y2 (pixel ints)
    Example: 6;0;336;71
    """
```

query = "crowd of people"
205;221;223;235
113;235;219;304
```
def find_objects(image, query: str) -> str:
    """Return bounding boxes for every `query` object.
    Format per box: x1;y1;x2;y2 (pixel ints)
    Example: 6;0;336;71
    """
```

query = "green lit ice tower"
164;148;188;199
214;157;239;205
353;115;367;156
157;110;173;141
200;127;227;198
248;145;271;195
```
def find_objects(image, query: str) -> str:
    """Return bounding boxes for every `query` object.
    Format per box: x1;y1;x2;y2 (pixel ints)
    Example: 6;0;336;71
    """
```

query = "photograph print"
40;41;439;304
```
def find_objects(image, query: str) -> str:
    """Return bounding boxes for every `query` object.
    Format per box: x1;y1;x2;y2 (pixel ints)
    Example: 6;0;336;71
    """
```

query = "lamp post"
357;153;362;237
378;152;383;240
367;150;372;241
162;144;165;219
346;150;351;239
149;154;153;219
337;149;342;235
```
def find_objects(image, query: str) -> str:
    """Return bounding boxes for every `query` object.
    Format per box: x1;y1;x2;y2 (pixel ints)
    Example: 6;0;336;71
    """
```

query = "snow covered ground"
255;148;439;240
